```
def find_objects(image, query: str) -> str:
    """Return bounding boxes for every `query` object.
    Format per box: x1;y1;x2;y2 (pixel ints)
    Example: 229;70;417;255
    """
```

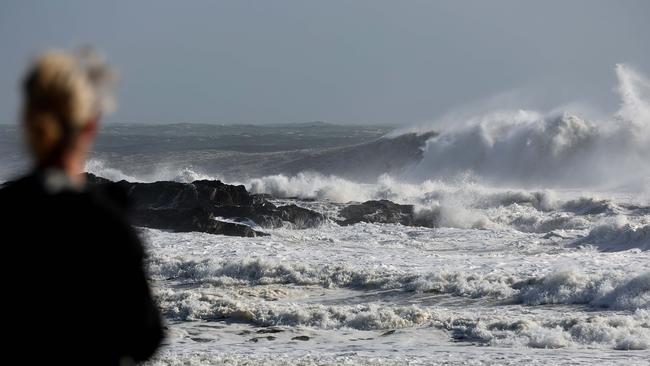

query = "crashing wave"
443;309;649;350
516;271;650;310
85;158;219;183
77;65;650;199
572;218;650;252
406;64;650;188
149;257;648;311
155;284;650;350
509;215;589;233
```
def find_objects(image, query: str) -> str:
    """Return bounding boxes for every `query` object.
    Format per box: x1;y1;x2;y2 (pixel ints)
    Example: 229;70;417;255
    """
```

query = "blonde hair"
22;48;116;164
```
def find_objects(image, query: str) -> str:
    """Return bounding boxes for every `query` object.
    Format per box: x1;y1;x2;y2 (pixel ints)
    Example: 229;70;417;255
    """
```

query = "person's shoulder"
0;174;36;190
84;186;145;258
0;174;40;202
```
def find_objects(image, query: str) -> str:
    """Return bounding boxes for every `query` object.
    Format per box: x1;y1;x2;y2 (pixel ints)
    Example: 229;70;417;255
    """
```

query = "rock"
119;179;254;209
130;207;267;237
225;203;325;229
85;173;324;237
256;328;284;334
337;200;433;227
291;335;310;341
190;337;212;343
380;330;396;336
249;336;276;342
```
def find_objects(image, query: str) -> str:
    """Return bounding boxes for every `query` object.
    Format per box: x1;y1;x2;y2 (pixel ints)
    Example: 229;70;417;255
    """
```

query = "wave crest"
150;257;648;311
573;218;650;252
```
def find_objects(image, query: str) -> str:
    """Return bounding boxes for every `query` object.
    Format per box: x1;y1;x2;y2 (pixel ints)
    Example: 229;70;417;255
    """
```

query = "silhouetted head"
21;48;116;180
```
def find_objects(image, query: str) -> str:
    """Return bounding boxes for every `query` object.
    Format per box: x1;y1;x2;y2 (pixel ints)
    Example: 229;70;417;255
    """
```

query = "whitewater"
2;65;649;364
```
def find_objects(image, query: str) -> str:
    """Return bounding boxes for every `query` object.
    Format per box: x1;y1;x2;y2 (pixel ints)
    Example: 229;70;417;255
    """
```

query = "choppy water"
2;65;650;365
136;184;648;365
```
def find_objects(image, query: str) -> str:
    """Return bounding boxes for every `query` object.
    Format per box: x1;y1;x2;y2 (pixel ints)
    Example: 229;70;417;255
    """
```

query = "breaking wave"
90;65;650;197
407;64;650;188
443;309;649;350
149;257;649;311
85;158;218;183
572;218;650;252
155;283;650;349
246;172;635;232
517;271;650;310
87;157;644;235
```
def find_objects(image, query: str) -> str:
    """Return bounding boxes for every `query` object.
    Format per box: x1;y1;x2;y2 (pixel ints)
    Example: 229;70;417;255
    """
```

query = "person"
0;49;164;365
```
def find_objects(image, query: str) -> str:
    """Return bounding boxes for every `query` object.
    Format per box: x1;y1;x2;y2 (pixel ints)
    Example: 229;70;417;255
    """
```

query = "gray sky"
1;0;649;125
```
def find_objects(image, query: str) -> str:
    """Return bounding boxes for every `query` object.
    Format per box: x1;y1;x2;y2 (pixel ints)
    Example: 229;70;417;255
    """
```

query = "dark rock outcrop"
85;173;325;237
211;200;325;230
337;200;433;227
130;207;264;237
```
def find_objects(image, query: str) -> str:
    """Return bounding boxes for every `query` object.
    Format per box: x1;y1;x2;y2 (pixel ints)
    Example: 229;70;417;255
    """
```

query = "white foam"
149;257;518;298
443;309;650;350
148;255;648;311
248;172;374;203
574;217;650;252
85;158;219;183
517;271;650;310
243;172;633;232
407;65;650;188
85;158;139;182
154;282;650;350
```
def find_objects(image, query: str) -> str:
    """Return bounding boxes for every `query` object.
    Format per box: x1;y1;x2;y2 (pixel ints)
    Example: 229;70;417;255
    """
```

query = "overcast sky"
1;0;649;125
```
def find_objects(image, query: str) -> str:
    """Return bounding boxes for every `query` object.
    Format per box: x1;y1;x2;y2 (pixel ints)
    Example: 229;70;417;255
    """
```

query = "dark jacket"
0;170;164;365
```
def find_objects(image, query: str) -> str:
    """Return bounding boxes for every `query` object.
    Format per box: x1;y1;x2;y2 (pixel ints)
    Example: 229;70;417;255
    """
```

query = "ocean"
1;65;649;365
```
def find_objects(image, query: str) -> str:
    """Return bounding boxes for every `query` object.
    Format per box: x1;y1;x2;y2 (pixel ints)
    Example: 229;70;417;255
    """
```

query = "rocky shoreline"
86;173;326;237
86;174;433;237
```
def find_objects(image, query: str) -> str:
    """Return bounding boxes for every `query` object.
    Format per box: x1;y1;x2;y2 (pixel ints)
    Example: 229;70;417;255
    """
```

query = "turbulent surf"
1;65;649;365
